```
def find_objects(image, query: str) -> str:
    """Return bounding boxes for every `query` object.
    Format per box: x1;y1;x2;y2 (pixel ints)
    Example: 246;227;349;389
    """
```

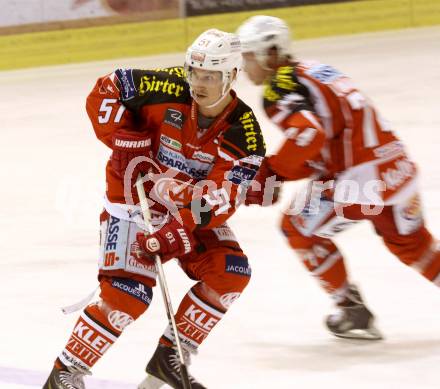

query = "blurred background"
1;0;440;71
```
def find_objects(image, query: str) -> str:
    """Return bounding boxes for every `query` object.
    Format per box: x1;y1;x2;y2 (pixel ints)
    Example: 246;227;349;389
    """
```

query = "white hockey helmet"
185;29;242;100
237;15;291;67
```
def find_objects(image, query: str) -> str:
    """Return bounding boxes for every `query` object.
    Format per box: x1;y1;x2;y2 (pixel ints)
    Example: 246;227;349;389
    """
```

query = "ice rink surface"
1;26;440;388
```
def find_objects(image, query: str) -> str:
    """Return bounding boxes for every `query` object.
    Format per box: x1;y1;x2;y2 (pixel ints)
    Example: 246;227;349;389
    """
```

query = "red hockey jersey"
264;61;417;205
86;67;266;229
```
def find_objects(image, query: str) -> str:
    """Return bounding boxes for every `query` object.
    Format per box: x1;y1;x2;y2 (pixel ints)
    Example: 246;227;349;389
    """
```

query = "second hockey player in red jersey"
43;29;265;389
237;16;440;340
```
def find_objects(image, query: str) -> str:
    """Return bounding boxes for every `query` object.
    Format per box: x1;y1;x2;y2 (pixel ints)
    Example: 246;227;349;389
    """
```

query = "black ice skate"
325;284;383;340
138;343;207;389
42;362;90;389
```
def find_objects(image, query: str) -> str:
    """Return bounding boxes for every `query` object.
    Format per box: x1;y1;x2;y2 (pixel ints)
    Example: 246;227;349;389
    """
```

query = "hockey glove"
245;157;282;206
136;216;196;262
111;130;153;179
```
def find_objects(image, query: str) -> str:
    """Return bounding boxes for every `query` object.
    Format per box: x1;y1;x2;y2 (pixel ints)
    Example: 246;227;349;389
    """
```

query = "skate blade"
333;326;384;341
138;374;166;389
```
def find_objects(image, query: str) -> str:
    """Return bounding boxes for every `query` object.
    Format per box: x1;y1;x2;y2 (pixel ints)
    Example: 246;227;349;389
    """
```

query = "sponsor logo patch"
373;141;404;159
227;165;257;186
164;108;185;129
239;111;259;152
104;216;121;267
111;278;153;306
190;51;206;64
146;237;160;252
126;255;157;276
212;225;237;242
192;150;215;163
177;229;192;254
139;75;185;98
108;310;134;331
114;139;150;149
290;197;335;237
115;69;136;100
219;292;241;309
225;255;251;277
99;74;119;95
157;144;211;179
160;134;182;150
183;304;218;332
307;64;342;84
60;350;90;371
67;315;113;367
380;158;415;191
240;155;263;166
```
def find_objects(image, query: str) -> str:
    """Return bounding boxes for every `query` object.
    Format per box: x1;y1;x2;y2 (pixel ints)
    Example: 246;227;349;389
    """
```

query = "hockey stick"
135;175;192;389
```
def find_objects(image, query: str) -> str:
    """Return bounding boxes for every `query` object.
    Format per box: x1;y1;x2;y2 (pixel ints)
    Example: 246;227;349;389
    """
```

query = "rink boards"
1;26;440;388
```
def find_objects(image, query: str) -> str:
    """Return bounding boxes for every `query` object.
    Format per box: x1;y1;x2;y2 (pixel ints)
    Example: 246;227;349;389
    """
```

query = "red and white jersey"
86;67;266;230
264;61;417;204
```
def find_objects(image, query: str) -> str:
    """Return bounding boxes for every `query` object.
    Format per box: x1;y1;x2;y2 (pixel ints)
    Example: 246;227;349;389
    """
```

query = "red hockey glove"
136;216;196;262
111;130;152;179
245;158;282;206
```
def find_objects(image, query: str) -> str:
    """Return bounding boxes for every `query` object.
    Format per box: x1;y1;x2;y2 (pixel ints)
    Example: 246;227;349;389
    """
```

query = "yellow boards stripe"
0;0;439;71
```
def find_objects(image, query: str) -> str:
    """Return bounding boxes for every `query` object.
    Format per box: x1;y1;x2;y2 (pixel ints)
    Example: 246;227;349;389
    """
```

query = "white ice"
1;26;440;389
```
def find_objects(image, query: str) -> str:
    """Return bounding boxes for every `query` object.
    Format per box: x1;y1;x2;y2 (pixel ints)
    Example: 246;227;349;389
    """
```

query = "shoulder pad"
263;65;313;113
114;67;191;109
264;66;300;101
302;62;344;84
221;100;266;159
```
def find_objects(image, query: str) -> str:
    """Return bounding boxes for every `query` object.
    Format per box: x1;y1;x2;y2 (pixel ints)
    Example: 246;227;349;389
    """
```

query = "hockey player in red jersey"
237;16;440;340
43;29;265;389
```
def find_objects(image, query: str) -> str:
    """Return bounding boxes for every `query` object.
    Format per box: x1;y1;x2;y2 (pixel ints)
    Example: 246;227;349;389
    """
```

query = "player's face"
242;52;267;85
188;68;224;107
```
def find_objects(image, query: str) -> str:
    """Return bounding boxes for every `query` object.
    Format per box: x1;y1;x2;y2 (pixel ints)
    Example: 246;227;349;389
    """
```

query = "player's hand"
111;130;152;179
245;158;282;206
136;216;196;262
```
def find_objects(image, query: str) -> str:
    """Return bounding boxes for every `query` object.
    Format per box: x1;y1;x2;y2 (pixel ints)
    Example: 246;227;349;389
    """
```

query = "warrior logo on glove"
145;237;161;253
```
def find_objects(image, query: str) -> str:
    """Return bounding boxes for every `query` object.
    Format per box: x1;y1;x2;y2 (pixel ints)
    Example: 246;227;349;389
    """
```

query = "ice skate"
325;284;383;340
42;362;91;389
138;343;206;389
